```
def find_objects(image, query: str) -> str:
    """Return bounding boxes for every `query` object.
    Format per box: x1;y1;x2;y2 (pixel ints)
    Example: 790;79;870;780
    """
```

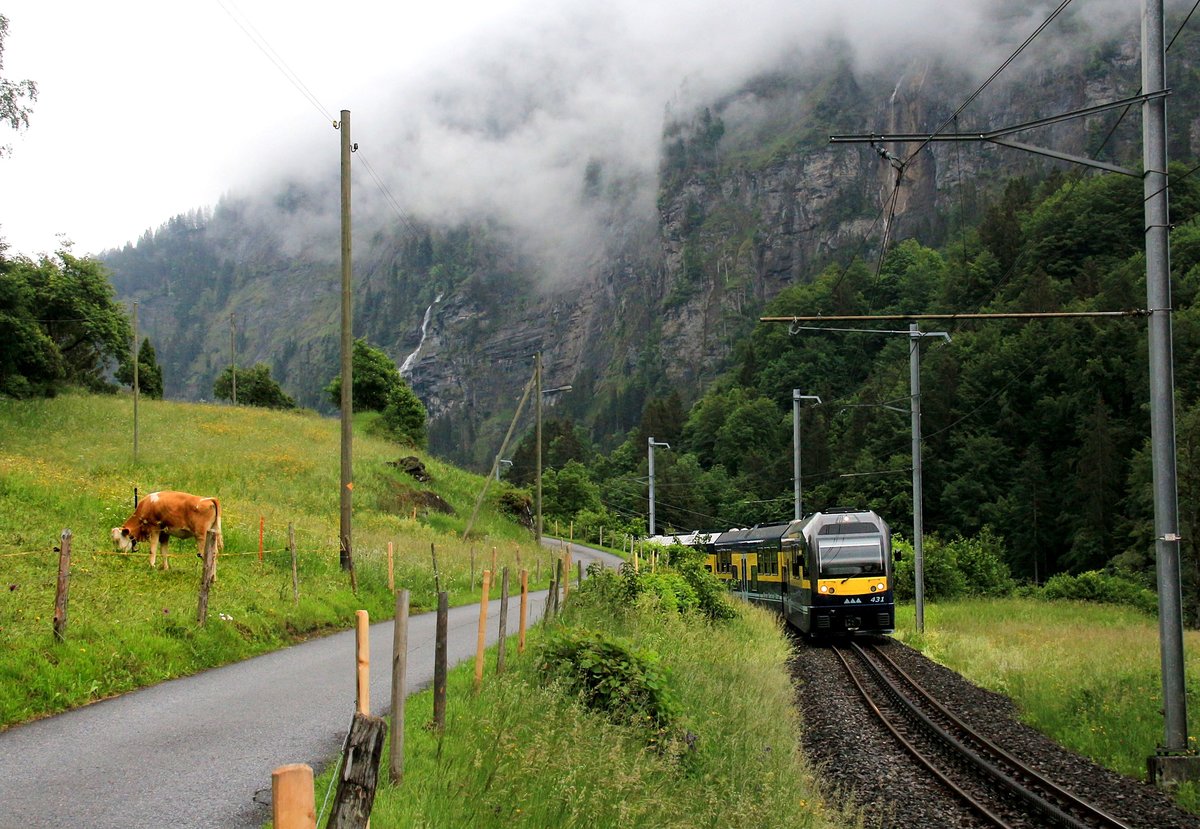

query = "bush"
638;571;700;615
893;535;967;601
944;527;1016;597
1042;570;1158;615
537;627;680;728
668;546;736;621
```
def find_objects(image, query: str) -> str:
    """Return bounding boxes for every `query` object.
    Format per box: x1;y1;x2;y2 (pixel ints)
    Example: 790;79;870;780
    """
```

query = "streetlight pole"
793;391;821;520
648;437;671;536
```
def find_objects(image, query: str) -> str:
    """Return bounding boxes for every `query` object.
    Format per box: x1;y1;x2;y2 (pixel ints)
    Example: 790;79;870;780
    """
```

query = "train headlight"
819;585;827;593
876;582;886;592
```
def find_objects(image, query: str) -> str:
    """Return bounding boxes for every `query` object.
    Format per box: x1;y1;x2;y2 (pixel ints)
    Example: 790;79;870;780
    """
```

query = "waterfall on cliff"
400;293;442;377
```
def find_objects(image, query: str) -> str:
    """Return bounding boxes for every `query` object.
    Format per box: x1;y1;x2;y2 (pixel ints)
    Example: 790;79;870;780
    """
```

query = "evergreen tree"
116;338;163;399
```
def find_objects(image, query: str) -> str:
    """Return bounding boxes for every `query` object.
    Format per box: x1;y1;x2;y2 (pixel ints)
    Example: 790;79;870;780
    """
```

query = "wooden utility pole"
339;109;353;571
230;312;237;406
132;301;139;463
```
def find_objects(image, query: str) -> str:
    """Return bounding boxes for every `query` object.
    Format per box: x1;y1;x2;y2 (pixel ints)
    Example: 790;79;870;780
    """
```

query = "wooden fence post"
562;551;571;602
197;529;218;624
272;763;316;829
577;559;583;588
386;542;394;593
430;543;441;594
474;570;491;692
518;569;529;653
328;712;387;829
496;568;509;674
356;610;370;715
389;590;409;784
53;529;72;642
433;592;448;731
288;523;299;605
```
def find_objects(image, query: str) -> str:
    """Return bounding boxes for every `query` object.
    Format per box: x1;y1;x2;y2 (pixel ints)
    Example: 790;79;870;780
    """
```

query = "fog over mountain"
219;0;1149;287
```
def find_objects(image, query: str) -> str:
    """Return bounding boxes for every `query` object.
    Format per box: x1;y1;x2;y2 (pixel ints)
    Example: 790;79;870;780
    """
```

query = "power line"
214;0;421;239
904;0;1076;166
214;0;333;123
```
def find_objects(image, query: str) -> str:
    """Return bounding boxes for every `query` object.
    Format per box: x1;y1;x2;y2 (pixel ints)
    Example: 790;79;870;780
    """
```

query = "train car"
704;508;896;638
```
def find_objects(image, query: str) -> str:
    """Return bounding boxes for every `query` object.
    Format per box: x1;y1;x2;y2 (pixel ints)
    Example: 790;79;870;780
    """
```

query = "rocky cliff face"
104;27;1200;468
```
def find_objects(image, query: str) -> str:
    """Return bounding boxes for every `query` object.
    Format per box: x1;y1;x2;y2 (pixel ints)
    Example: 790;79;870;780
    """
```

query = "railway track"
832;640;1134;829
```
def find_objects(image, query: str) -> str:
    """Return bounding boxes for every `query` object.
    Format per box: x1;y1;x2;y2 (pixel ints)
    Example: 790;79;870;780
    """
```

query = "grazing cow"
111;491;223;572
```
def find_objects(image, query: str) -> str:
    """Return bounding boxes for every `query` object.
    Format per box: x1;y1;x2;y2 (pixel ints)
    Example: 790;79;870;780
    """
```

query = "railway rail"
833;640;1134;829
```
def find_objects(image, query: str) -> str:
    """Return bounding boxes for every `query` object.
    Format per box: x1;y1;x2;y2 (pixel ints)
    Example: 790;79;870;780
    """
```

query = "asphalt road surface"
0;539;621;828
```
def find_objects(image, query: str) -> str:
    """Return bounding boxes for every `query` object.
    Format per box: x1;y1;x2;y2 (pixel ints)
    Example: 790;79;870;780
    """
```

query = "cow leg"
148;531;159;569
160;533;170;571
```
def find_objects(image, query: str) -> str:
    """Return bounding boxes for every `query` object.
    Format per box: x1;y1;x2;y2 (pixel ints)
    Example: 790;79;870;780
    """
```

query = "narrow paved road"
0;540;621;828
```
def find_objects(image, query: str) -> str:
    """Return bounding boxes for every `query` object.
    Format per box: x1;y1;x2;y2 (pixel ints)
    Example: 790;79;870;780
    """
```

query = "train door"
740;554;748;594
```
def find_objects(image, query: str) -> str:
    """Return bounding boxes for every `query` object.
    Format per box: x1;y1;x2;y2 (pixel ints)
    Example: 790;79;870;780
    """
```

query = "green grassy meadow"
299;590;859;829
0;391;552;728
894;599;1200;807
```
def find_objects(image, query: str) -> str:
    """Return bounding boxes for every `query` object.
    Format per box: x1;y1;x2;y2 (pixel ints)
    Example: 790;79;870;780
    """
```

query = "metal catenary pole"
1143;0;1189;760
909;324;926;634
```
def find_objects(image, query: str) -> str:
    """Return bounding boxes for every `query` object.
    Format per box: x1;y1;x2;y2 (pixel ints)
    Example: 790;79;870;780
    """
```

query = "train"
651;508;897;637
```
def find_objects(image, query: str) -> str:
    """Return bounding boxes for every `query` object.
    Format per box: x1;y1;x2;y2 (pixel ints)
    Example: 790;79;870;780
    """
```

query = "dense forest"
509;167;1200;623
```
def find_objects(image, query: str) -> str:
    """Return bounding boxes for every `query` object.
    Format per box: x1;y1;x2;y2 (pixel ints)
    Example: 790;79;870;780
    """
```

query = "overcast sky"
0;0;1144;260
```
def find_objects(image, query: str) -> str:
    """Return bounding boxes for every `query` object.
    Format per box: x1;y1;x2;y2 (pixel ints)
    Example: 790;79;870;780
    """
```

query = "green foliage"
666;546;736;620
542;460;601;519
0;14;37;157
212;363;295;409
637;571;700;614
1042;571;1158;615
115;338;163;399
893;535;967;601
324;338;404;412
537;627;681;728
0;251;131;396
380;380;427;447
946;527;1016;596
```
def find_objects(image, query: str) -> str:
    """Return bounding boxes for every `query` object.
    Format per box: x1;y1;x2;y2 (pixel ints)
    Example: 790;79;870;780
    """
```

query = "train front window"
816;534;885;578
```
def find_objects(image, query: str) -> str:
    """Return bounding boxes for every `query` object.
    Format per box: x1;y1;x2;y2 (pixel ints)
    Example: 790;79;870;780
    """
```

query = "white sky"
0;0;531;257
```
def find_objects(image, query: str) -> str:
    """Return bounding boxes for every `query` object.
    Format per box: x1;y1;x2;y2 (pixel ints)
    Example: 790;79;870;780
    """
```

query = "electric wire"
903;0;1076;167
213;0;421;239
214;0;333;124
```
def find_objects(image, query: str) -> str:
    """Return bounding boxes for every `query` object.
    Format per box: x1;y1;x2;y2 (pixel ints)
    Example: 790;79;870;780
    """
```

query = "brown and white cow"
111;491;223;571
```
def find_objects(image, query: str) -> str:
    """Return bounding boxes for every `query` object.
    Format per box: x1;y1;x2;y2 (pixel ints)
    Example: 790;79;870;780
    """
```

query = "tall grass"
305;588;859;829
0;391;549;728
893;599;1200;795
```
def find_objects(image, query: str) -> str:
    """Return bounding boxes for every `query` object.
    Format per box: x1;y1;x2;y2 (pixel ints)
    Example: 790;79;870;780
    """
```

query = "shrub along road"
0;541;622;829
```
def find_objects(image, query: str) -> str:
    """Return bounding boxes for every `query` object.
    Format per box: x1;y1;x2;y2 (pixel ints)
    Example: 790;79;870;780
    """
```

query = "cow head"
111;527;137;553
